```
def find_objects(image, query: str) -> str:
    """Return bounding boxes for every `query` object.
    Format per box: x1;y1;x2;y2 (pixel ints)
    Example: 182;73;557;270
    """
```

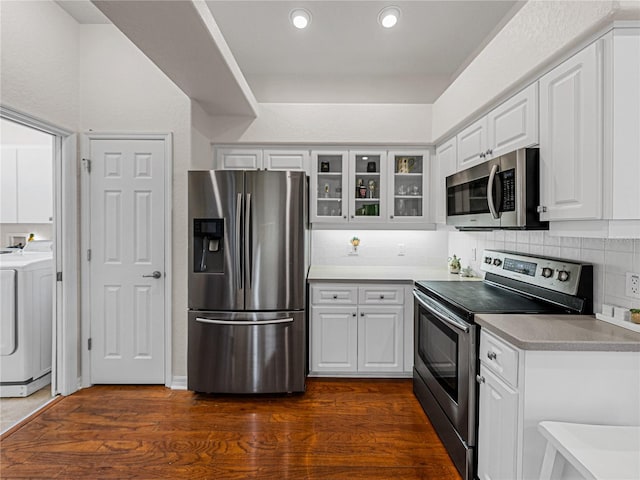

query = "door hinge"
88;338;92;350
56;271;63;282
83;158;91;173
87;249;92;261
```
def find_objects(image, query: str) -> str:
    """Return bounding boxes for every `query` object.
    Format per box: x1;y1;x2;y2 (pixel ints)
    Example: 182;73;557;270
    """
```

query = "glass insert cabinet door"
348;150;387;222
388;151;428;222
311;151;349;223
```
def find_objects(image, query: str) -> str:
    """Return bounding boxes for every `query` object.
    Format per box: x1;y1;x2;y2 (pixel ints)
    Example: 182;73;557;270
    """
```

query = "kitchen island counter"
476;314;640;352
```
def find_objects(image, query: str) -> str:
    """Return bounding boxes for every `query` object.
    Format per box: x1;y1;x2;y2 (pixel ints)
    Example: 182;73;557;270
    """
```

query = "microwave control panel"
500;169;516;212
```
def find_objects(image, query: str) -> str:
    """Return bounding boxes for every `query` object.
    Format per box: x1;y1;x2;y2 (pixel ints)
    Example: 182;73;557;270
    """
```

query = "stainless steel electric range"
413;250;593;480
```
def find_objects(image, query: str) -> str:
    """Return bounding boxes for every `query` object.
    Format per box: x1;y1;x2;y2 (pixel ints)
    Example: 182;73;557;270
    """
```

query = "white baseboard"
170;376;187;390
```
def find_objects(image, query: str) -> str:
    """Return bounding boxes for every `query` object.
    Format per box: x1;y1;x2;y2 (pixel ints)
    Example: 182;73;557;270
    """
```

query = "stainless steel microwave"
446;148;548;230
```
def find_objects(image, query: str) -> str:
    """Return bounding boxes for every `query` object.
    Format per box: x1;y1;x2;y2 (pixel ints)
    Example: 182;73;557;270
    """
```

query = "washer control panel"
481;249;583;295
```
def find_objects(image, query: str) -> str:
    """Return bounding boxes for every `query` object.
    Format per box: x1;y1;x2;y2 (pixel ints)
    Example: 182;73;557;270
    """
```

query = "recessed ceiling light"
378;6;401;29
290;9;311;29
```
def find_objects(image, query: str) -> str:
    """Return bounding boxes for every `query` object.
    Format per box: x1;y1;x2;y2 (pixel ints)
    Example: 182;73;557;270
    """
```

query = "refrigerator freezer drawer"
187;310;307;394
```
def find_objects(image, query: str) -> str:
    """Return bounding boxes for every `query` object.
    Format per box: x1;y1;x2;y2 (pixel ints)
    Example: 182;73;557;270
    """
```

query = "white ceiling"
206;1;521;103
58;0;522;105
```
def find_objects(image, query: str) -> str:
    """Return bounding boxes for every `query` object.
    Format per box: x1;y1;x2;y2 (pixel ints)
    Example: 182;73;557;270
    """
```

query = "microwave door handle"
487;164;500;220
413;290;470;333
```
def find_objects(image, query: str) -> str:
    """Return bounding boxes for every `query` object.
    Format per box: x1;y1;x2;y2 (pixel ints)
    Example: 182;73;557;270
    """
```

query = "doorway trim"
80;133;173;388
0;105;79;396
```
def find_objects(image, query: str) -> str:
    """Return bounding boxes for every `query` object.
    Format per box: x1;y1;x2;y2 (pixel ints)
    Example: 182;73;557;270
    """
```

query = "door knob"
143;271;162;279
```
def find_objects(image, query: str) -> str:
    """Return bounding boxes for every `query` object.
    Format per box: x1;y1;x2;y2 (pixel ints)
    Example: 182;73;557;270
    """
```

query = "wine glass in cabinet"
311;151;349;223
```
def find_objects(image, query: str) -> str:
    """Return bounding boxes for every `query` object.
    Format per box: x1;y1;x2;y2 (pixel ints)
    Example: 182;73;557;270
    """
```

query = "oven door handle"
413;290;470;333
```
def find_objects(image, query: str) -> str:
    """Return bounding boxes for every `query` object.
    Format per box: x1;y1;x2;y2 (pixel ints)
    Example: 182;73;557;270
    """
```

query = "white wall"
79;24;192;378
447;231;640;314
0;0;79;130
196;103;432;145
312;230;448;268
431;1;621;142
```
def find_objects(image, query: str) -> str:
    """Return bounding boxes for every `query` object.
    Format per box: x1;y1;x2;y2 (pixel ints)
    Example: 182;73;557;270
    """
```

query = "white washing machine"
0;250;53;397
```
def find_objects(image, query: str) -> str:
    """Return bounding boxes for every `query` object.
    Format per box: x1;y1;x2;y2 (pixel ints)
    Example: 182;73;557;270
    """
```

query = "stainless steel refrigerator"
187;170;308;394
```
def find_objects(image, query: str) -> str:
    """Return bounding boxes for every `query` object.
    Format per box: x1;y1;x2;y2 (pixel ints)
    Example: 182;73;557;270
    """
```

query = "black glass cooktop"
415;280;566;318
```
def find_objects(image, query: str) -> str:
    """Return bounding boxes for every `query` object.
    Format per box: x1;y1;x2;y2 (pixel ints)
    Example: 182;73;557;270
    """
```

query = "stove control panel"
481;250;583;295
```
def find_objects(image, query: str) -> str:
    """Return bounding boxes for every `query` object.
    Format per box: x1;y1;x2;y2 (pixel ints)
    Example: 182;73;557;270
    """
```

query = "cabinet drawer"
358;285;404;305
480;330;519;387
311;285;357;305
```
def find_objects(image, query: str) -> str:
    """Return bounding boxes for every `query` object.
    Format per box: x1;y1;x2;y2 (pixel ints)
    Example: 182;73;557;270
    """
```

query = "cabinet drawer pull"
487;351;497;360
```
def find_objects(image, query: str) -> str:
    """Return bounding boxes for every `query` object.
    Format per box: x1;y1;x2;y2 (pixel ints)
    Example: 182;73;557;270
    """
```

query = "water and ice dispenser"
193;218;224;273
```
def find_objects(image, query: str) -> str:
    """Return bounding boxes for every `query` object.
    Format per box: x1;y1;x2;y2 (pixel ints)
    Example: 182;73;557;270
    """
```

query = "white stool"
538;421;640;480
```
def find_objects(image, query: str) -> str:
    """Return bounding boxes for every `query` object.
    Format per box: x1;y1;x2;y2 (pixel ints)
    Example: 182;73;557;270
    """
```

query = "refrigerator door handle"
235;193;243;289
245;192;253;289
195;317;293;326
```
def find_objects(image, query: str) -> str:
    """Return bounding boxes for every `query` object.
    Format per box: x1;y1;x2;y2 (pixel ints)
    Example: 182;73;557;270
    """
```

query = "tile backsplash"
311;230;449;268
448;231;640;313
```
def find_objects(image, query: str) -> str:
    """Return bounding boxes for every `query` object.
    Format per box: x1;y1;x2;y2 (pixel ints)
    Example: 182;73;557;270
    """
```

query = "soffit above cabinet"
92;0;258;117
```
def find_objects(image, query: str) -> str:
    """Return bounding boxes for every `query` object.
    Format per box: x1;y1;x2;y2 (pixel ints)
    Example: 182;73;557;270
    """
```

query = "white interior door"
89;138;165;383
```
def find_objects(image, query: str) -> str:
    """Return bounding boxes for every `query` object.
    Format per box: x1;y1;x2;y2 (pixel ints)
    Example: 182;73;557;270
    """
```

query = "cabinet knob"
487;351;497;360
352;313;356;317
343;215;347;219
379;295;385;299
351;215;354;219
536;205;547;213
390;215;394;219
360;313;365;317
476;375;485;384
332;294;338;299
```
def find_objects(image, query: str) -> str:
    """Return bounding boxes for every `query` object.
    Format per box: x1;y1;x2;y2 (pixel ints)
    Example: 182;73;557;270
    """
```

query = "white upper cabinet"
0;146;53;224
310;151;349;224
216;148;262;170
263;149;310;172
387;150;430;224
539;40;603;221
311;148;432;226
348;150;387;224
457;83;539;172
456;117;488;170
434;138;456;224
487;83;539;158
0;147;18;223
215;147;309;172
608;28;640;220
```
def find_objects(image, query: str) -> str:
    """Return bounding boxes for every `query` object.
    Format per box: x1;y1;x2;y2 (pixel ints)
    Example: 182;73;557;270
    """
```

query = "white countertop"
308;265;482;283
476;314;640;352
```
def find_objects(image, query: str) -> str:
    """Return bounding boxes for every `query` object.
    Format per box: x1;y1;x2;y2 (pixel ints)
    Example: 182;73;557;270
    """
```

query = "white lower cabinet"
357;306;403;372
309;282;409;376
477;365;518;480
477;328;640;480
311;306;358;373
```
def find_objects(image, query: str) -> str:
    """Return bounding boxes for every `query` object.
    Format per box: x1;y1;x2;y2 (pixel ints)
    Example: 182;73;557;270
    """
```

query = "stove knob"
484;256;492;264
541;267;554;278
557;270;570;282
493;258;502;267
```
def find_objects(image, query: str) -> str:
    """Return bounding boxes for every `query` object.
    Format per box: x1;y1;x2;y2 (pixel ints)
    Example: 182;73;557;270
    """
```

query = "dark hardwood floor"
0;378;461;479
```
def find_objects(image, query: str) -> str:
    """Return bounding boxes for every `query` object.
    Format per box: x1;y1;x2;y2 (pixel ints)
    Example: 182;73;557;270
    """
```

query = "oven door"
413;289;477;445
